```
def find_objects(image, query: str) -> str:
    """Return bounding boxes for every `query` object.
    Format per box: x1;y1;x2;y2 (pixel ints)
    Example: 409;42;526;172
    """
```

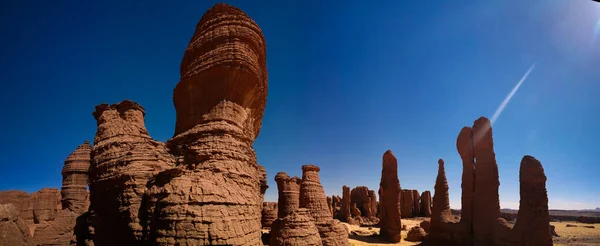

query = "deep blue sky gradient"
1;0;599;209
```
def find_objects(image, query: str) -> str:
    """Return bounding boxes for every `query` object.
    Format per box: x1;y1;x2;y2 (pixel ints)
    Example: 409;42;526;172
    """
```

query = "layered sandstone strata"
275;173;302;218
378;150;402;243
61;141;92;213
0;204;34;246
299;165;348;246
89;100;174;245
143;4;268;245
262;202;278;228
270;208;322;246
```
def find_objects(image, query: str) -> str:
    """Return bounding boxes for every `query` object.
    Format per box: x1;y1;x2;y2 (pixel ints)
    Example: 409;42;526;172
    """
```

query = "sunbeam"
490;63;537;125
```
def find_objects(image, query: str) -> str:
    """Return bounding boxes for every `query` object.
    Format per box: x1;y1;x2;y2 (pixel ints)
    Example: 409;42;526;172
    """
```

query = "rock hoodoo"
378;150;402;243
299;165;348;246
424;117;552;246
89;100;174;245
275;173;302;219
61;141;92;214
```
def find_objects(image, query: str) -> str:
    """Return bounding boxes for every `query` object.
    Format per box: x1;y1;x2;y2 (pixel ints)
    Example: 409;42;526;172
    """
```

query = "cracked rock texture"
89;100;174;245
275;173;302;219
142;4;268;245
0;204;34;246
378;150;402;243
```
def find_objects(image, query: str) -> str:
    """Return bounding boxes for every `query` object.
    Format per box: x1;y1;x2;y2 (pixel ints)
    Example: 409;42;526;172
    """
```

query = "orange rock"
378;150;402;243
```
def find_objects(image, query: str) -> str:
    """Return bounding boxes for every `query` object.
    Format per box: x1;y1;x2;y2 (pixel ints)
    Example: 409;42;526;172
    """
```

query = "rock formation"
299;165;348;246
406;226;427;242
141;4;269;245
424;117;552;246
326;196;333;215
262;202;278;228
350;203;361;217
412;189;420;217
420;191;432;217
338;186;351;222
270;208;322;246
350;186;374;218
0;204;34;246
401;189;414;218
368;190;377;219
378;150;402;243
472;117;501;245
61;141;92;214
31;188;61;224
89;100;174;245
275;173;302;218
331;195;342;218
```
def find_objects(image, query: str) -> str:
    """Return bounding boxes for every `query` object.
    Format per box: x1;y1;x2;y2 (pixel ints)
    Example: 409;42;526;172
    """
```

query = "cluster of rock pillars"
0;3;553;246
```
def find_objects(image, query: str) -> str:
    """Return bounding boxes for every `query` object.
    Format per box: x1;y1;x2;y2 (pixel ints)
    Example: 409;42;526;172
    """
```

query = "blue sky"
1;0;599;210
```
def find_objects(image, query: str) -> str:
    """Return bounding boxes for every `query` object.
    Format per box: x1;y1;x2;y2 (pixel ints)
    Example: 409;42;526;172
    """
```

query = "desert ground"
339;218;600;246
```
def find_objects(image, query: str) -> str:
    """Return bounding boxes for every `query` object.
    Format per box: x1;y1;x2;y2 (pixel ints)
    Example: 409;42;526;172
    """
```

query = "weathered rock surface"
420;219;431;233
32;188;61;224
0;191;35;224
0;204;34;246
424;117;553;246
368;190;377;219
378;150;402;243
420;191;432;217
61;141;92;214
350;203;361;217
270;208;322;246
412;190;420;217
262;202;278;228
406;226;427;242
326;196;333;216
89;100;174;245
401;189;414;218
337;186;351;222
142;5;268;245
472;117;501;245
33;210;77;246
350;186;374;218
299;165;348;246
275;173;302;219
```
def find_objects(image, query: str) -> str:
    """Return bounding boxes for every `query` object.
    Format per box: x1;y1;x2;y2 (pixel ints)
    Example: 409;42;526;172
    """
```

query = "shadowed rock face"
368;190;377;219
350;186;374;218
89;100;174;245
61;141;91;214
331;195;342;218
378;150;402;243
270;208;322;246
299;165;349;246
339;185;351;222
32;188;61;224
0;204;34;246
457;126;475;232
472;117;500;245
401;190;414;218
262;202;278;228
412;190;420;217
420;191;432;217
275;173;302;219
143;4;268;245
327;196;333;215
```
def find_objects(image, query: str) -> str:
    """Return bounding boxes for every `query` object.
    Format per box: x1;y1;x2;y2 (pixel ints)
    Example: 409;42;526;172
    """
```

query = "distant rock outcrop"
378;150;402;243
350;186;375;218
412;190;420;217
0;204;34;246
401;189;414;218
338;186;351;222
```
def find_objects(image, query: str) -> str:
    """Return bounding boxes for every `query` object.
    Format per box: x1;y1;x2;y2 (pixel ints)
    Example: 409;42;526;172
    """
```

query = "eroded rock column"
457;126;475;233
61;141;91;214
275;173;301;218
89;100;174;245
144;4;269;245
379;150;402;243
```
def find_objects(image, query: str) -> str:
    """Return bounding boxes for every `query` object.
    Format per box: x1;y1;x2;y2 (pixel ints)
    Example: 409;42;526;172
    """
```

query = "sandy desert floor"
552;222;600;246
342;218;600;246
